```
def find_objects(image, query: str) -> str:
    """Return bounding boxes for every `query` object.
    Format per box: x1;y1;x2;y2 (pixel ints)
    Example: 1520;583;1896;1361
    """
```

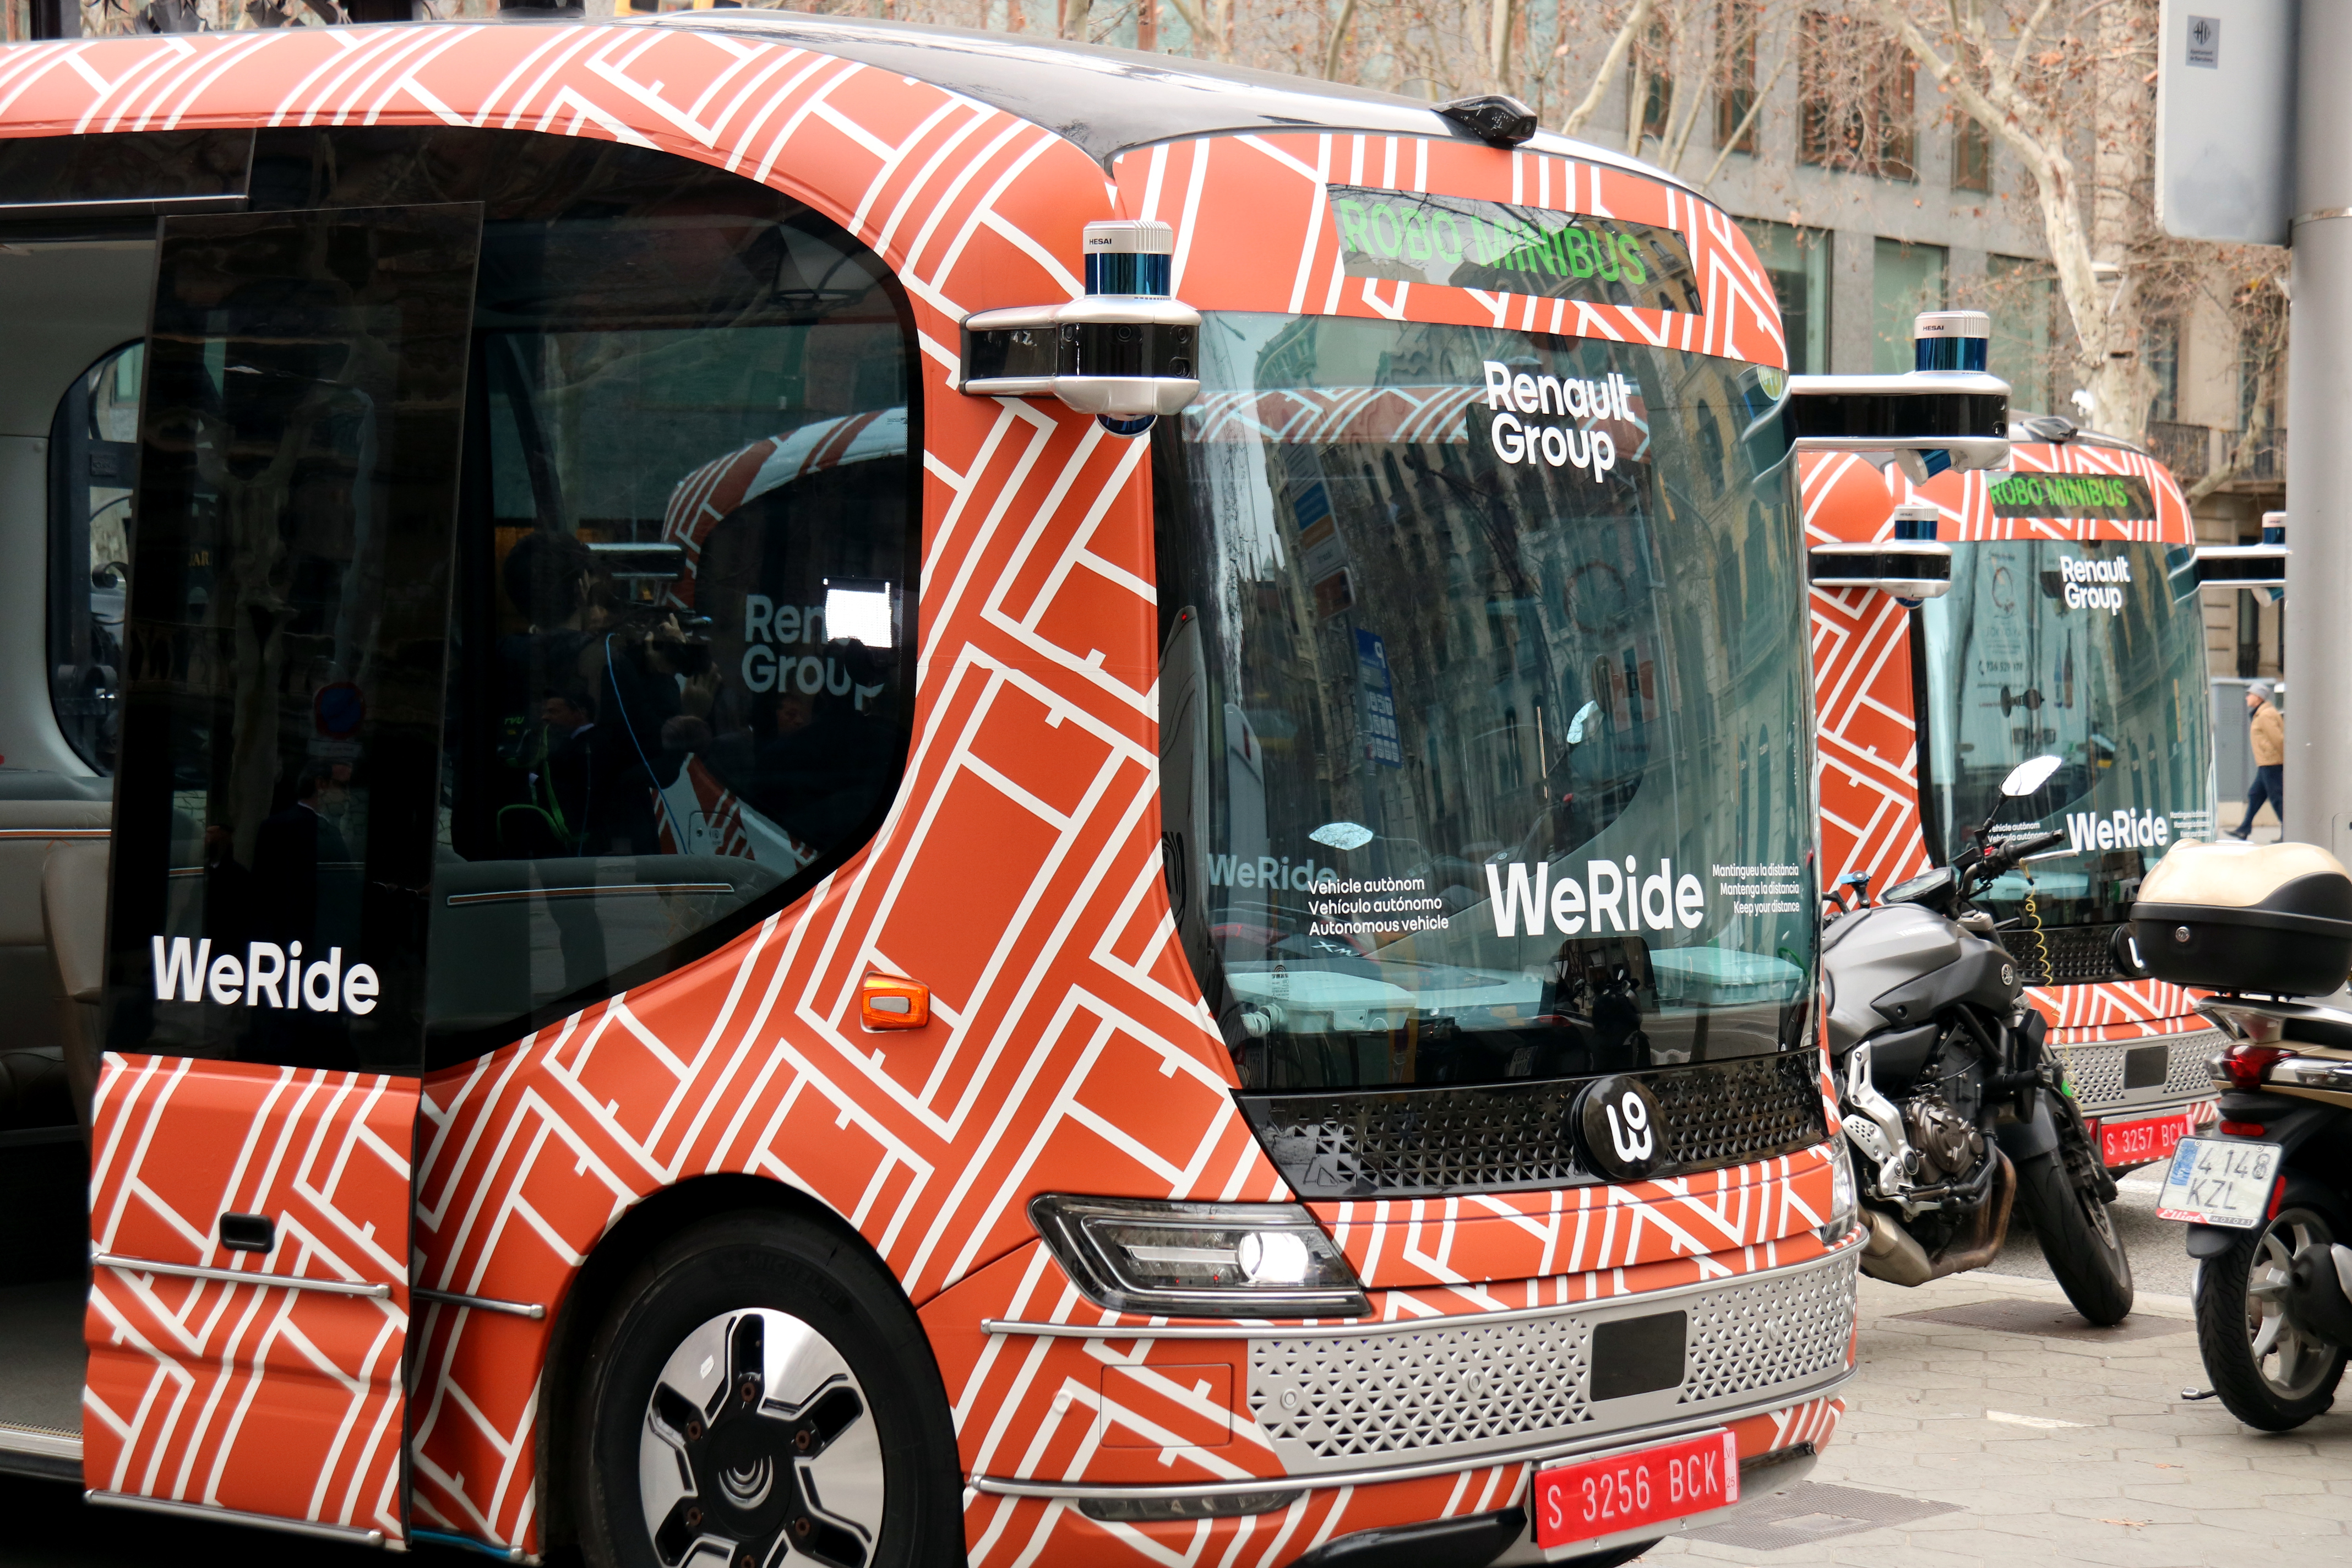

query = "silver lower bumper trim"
86;1491;387;1547
0;1422;80;1460
968;1368;1854;1501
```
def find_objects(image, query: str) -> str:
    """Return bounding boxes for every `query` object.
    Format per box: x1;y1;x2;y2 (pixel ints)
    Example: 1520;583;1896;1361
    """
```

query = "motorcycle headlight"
1030;1196;1370;1319
1820;1141;1859;1246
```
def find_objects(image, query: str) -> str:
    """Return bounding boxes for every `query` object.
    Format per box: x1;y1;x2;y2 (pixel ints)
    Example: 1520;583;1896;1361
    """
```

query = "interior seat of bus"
0;127;922;1452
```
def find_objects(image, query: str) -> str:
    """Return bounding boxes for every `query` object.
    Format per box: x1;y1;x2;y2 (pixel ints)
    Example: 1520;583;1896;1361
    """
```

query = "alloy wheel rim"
639;1308;886;1568
2242;1215;2338;1401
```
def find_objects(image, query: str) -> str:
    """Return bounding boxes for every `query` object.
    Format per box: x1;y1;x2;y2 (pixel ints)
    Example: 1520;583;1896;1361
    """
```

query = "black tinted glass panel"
422;141;915;1057
0;130;251;217
1155;314;1815;1094
103;204;480;1071
49;341;144;773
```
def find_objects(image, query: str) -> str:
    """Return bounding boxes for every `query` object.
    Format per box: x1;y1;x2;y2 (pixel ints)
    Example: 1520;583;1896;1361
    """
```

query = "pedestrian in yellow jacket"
2234;680;2285;839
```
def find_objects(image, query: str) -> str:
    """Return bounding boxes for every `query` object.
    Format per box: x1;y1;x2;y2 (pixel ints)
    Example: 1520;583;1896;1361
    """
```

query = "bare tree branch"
1561;0;1654;138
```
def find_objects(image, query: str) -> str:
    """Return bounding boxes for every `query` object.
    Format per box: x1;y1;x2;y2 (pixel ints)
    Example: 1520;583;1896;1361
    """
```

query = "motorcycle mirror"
2000;755;2062;798
2109;922;2149;980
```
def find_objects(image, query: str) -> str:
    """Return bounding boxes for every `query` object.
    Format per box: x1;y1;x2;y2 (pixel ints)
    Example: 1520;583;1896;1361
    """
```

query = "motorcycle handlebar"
1968;828;2068;885
2006;829;2068;860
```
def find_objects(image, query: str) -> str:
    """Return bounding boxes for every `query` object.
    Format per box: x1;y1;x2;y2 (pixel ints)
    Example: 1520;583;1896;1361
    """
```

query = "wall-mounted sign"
1325;186;1702;315
1988;472;2157;521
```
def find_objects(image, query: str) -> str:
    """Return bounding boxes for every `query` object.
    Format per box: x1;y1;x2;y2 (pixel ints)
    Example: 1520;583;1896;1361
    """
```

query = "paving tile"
1630;1267;2348;1567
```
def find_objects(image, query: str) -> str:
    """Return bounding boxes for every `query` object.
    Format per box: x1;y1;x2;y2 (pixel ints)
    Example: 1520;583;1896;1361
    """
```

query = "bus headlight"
1030;1196;1370;1319
1820;1141;1859;1246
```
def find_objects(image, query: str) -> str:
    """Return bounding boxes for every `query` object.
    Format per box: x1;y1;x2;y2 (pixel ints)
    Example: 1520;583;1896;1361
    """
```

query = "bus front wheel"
573;1208;964;1568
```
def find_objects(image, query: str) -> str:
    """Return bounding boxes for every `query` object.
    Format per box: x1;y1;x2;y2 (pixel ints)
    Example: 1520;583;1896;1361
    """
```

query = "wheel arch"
528;1172;935;1560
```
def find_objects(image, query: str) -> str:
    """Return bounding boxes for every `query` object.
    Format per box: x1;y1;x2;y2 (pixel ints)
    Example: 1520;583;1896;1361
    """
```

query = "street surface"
0;1177;2340;1565
1647;1172;2351;1567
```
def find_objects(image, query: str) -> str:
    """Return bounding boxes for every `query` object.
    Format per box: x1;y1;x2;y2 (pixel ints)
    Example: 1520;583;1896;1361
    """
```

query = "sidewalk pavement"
1642;1269;2352;1567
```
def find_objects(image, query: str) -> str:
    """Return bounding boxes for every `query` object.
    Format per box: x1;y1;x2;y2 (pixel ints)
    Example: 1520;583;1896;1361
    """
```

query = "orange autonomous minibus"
1805;426;2219;1177
0;12;1986;1566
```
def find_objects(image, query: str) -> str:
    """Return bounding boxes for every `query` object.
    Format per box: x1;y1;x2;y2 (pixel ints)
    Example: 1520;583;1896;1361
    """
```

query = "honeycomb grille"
1679;1248;1857;1405
1238;1051;1825;1199
2000;923;2126;987
1246;1252;1859;1473
2055;1029;2223;1113
1249;1311;1591;1464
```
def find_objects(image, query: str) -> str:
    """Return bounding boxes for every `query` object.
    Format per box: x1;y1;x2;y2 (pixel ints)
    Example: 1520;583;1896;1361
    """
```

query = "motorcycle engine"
1902;1091;1985;1183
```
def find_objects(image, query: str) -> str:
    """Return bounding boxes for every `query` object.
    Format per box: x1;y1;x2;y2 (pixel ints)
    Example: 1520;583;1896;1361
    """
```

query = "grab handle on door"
219;1212;276;1255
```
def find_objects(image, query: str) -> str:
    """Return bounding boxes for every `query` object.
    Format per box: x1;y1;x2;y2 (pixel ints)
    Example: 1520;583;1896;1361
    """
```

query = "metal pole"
2285;0;2352;852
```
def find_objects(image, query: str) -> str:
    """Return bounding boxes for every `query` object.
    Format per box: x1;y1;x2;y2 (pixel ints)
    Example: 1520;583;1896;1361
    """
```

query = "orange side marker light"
859;972;931;1031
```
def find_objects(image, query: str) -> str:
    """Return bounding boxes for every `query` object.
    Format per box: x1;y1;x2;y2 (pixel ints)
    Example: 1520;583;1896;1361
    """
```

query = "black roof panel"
651;11;1692;184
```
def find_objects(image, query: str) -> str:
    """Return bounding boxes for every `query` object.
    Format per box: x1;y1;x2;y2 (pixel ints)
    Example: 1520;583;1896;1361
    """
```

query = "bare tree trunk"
1866;1;2156;442
1561;0;1655;138
1321;0;1353;79
2087;0;2157;442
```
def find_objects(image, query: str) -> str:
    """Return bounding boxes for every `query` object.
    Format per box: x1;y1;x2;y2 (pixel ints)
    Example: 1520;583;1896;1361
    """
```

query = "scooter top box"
2133;840;2352;997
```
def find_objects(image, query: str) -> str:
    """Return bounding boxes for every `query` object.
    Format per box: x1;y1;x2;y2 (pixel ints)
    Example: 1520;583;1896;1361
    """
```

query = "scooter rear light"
2219;1119;2269;1137
2218;1044;2291;1090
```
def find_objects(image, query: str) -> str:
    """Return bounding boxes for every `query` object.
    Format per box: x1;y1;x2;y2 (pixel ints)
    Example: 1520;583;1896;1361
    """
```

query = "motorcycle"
2125;839;2352;1430
1820;754;2134;1325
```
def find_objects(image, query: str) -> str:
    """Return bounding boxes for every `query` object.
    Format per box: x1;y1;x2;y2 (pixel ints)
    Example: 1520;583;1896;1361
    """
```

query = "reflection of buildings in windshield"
1920;540;2212;924
1157;313;1814;1092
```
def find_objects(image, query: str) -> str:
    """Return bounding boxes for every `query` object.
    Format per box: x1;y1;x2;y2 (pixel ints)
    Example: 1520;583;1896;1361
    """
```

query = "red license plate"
2099;1110;2196;1167
1533;1428;1740;1549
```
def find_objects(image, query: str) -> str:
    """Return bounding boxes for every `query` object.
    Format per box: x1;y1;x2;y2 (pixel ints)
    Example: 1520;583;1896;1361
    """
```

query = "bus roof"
647;11;1692;177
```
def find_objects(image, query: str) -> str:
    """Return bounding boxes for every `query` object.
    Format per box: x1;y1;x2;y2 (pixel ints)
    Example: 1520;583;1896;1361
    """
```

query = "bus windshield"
1919;538;2213;927
1153;312;1815;1093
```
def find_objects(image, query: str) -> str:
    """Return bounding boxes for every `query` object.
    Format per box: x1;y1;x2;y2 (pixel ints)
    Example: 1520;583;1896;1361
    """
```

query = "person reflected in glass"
752;639;891;853
247;762;358;1070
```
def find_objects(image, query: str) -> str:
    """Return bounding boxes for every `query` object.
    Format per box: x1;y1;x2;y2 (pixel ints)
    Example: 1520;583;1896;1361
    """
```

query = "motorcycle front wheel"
2193;1206;2350;1432
2014;1146;2134;1325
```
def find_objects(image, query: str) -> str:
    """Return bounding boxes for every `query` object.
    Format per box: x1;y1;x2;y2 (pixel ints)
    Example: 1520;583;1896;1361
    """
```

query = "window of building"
1738;217;1833;375
1634;16;1675;145
1871;238;1946;374
1952;116;1991;193
1985;254;2057;414
1716;0;1763;155
1800;10;1916;179
2147;317;2181;425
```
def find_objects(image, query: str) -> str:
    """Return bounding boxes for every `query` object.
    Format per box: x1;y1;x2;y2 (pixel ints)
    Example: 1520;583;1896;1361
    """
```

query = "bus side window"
48;341;142;777
424;171;917;1064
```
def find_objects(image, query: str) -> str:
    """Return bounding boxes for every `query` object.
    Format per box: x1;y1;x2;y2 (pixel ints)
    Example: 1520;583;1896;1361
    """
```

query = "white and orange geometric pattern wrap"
14;20;1842;1564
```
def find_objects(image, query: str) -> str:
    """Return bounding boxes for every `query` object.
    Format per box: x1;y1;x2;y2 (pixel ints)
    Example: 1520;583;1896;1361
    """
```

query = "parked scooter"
1821;755;2134;1324
2127;840;2352;1430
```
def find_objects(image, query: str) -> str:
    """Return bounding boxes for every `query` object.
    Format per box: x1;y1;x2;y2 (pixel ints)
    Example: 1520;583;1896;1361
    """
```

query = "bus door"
84;203;480;1544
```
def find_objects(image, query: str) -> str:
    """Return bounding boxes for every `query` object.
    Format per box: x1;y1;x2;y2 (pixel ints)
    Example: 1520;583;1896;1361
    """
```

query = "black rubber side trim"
0;1449;80;1484
1287;1506;1527;1568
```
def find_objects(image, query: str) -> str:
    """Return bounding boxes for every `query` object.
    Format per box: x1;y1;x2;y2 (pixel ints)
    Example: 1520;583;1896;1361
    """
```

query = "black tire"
2015;1146;2134;1326
571;1208;963;1568
2193;1205;2350;1433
